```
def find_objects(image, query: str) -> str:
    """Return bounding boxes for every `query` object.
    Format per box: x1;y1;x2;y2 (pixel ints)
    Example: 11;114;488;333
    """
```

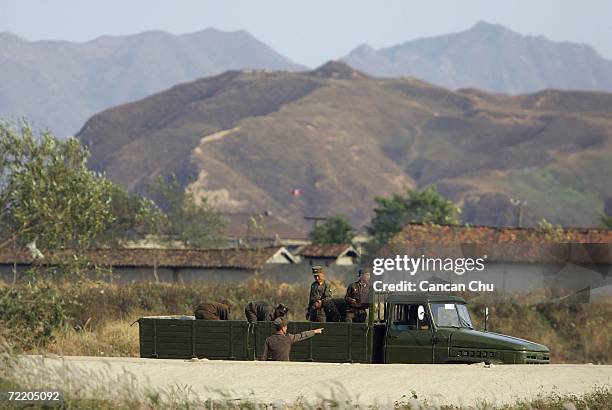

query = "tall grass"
67;278;323;324
467;291;612;364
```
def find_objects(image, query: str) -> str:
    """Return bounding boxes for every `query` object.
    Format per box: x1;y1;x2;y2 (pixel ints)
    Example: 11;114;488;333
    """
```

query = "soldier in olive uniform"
194;300;231;320
344;268;371;323
260;317;324;361
244;301;289;322
307;266;332;322
324;298;346;322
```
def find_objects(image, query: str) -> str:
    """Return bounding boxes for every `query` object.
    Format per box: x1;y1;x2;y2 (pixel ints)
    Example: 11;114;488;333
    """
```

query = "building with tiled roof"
0;247;296;284
386;223;612;264
296;244;359;266
376;223;611;301
391;223;612;245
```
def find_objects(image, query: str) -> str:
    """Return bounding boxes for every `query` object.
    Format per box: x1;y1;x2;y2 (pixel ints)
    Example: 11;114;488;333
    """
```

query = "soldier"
260;317;323;361
194;300;232;320
326;297;347;322
345;268;371;323
307;266;332;322
244;301;289;322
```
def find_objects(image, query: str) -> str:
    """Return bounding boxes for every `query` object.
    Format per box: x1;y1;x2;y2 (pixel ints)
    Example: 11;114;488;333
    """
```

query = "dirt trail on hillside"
15;356;612;406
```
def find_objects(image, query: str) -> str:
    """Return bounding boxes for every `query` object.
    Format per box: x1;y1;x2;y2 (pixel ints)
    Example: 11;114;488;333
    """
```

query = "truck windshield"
430;303;473;329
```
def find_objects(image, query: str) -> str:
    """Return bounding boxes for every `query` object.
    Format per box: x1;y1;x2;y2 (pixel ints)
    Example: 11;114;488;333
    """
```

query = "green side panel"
254;322;372;363
194;320;251;360
139;318;374;363
139;318;251;360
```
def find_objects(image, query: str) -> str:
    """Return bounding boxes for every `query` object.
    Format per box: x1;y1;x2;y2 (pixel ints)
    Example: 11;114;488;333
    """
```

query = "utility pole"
509;198;527;228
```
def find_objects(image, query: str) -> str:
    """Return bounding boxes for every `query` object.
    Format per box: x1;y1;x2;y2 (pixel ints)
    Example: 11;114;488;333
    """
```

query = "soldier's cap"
312;266;324;275
275;303;289;315
273;317;288;330
358;268;370;276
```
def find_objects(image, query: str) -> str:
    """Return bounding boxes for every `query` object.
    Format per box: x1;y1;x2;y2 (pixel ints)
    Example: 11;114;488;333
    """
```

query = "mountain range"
0;29;303;136
2;22;612;137
78;61;612;228
343;21;612;94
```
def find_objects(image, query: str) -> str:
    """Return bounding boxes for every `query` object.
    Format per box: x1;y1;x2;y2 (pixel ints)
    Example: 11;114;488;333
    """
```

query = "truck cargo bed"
138;316;373;363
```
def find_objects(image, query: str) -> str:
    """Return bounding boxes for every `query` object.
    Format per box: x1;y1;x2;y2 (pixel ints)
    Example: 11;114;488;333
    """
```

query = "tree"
309;216;355;244
0;122;116;252
602;215;612;229
147;174;227;247
101;184;166;246
367;186;460;244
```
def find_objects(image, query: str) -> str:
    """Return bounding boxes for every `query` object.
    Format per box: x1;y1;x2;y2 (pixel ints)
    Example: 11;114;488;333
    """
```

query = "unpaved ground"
17;356;612;406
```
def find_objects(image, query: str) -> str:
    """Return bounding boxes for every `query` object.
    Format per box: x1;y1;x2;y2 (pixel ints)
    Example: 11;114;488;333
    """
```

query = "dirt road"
17;356;612;406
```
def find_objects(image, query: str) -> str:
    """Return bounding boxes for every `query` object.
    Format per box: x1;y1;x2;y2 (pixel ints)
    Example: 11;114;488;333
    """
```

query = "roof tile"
0;247;285;270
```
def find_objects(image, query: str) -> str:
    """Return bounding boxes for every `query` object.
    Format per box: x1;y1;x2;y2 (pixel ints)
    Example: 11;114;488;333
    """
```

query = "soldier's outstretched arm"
288;328;322;343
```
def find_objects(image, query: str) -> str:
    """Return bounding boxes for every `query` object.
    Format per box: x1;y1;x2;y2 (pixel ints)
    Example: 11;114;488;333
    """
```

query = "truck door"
384;303;433;363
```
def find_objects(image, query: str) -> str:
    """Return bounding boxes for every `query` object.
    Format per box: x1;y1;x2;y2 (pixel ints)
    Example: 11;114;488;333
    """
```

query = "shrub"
0;282;80;349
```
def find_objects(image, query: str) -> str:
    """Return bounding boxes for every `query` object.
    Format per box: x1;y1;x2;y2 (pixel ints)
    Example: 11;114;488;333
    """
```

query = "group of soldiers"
307;265;371;323
193;265;371;324
192;265;370;361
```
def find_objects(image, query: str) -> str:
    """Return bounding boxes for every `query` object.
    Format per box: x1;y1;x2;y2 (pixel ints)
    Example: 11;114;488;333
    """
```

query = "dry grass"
467;290;612;364
40;315;141;357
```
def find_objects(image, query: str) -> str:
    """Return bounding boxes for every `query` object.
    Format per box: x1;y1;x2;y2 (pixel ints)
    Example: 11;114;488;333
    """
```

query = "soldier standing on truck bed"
261;317;324;361
324;298;345;322
307;266;332;322
345;268;371;323
244;301;289;322
194;300;232;320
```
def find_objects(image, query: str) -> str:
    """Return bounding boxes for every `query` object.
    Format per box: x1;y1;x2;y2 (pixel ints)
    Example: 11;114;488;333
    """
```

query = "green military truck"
137;294;550;364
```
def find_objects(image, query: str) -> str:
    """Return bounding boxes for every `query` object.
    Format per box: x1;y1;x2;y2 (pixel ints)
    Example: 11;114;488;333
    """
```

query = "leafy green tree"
147;174;227;247
101;185;167;246
602;215;612;229
0;122;116;252
367;186;460;244
309;215;355;244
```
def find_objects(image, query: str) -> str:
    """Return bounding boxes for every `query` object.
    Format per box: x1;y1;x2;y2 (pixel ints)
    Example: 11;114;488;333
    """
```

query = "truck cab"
378;294;550;364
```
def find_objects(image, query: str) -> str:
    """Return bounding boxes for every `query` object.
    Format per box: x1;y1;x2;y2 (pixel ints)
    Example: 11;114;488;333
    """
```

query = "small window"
391;304;419;330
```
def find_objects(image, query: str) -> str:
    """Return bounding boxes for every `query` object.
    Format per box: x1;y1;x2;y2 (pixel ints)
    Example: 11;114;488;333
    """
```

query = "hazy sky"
2;0;612;67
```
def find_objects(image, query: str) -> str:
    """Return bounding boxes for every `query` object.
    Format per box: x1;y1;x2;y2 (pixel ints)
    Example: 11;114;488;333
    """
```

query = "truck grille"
525;352;550;364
